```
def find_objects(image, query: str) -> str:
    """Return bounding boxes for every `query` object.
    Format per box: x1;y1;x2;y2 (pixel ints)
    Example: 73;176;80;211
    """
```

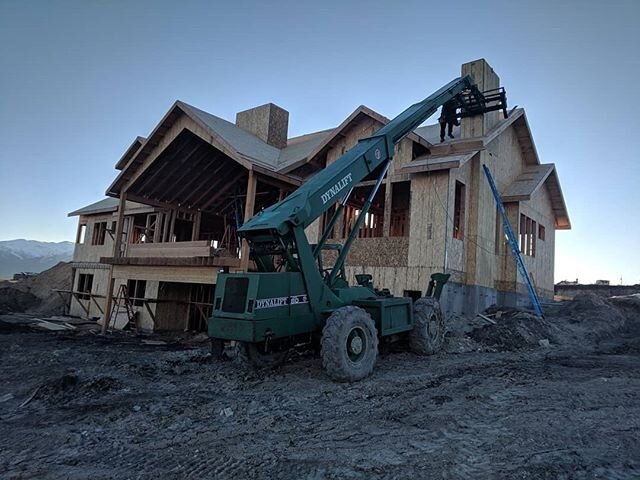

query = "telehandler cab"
208;75;507;381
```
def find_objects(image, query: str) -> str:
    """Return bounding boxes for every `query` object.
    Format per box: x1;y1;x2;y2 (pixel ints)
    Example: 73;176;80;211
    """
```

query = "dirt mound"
0;262;71;315
465;294;632;352
469;310;555;351
610;294;640;320
550;293;627;345
558;293;625;322
0;287;39;314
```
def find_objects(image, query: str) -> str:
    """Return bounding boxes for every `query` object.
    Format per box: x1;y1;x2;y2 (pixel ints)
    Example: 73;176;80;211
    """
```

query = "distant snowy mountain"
0;239;74;278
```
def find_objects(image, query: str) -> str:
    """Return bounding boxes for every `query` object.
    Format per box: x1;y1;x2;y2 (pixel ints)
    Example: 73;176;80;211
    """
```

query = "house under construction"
66;59;570;331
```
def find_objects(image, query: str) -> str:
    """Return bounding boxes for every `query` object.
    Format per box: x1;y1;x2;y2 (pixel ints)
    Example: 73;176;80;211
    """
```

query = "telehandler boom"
208;75;505;381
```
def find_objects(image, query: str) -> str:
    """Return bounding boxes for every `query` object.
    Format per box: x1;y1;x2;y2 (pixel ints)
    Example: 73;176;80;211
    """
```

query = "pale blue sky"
0;0;638;283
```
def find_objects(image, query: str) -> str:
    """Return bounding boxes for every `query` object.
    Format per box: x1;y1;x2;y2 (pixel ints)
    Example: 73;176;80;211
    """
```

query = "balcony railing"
100;240;241;268
126;240;215;258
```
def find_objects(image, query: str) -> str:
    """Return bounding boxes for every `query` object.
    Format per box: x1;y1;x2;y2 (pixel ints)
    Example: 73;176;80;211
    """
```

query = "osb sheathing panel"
497;203;520;290
389;137;415;174
155;282;191;330
73;213;118;263
326;117;380;167
446;159;472;278
408;171;449;269
69;267;111;319
324;117;413;175
102;278;162;332
464;127;530;290
463;124;557;296
518;184;556;294
322;237;409;267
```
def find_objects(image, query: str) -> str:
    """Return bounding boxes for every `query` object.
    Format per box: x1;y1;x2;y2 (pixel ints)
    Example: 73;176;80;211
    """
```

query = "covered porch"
106;124;300;269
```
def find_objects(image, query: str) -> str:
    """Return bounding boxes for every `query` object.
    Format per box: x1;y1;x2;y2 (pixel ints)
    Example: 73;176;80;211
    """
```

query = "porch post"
102;191;127;333
240;169;257;271
191;211;202;241
383;179;392;237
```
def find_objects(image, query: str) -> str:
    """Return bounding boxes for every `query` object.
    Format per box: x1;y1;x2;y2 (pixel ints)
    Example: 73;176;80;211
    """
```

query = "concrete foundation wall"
440;281;552;317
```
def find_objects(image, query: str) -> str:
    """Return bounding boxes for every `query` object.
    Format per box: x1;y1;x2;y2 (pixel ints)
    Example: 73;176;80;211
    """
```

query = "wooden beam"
252;164;302;188
152;212;162;243
122;193;197;213
195;167;244;210
383;178;392;237
144;301;157;329
91;295;104;314
240;169;257;271
144;145;208;199
135;137;199;194
101;278;115;334
175;156;228;206
164;150;224;202
113;192;127;257
192;211;202;241
169;209;176;241
102;192;127;333
71;293;90;316
148;148;213;202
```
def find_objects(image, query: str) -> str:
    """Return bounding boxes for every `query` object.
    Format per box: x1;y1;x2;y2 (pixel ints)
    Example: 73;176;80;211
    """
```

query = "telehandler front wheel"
321;306;378;382
410;297;446;355
234;341;287;369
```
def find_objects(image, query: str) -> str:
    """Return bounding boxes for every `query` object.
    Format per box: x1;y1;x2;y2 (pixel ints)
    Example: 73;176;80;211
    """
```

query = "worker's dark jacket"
441;101;458;122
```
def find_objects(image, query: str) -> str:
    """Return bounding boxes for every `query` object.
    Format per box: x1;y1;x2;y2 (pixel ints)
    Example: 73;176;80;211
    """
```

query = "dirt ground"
1;295;639;479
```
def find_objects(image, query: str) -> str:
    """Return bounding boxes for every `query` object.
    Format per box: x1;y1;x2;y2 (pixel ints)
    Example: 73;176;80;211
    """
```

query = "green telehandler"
208;75;507;381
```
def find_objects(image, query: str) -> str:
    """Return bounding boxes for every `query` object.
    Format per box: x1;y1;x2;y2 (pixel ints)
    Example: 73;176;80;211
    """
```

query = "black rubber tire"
320;305;378;382
210;339;224;359
410;297;446;355
233;341;287;370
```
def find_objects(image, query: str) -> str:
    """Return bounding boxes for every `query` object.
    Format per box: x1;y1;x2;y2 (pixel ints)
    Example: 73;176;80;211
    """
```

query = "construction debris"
32;319;76;331
0;393;14;403
476;313;496;324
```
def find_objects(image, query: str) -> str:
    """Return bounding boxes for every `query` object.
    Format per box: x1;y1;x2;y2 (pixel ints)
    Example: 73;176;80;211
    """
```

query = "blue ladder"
482;164;544;317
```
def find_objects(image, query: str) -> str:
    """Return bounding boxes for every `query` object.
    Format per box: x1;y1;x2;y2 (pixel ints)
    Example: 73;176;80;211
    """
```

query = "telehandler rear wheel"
410;297;446;355
321;306;378;382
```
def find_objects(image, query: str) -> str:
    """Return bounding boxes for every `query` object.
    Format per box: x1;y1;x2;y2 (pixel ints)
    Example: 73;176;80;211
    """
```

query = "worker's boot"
440;137;445;143
448;133;455;139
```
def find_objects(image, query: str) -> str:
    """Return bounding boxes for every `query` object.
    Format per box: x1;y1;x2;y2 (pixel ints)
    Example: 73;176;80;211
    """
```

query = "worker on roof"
439;99;460;143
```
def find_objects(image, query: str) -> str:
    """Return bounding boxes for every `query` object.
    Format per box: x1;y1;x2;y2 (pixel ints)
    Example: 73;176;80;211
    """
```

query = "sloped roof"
67;198;147;217
400;151;479;174
279;105;431;175
180;103;281;168
115;136;146;170
401;109;570;229
104;101;570;229
414;123;461;144
68;198;118;217
501;163;570;229
181;103;335;171
278;129;334;169
502;164;554;201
